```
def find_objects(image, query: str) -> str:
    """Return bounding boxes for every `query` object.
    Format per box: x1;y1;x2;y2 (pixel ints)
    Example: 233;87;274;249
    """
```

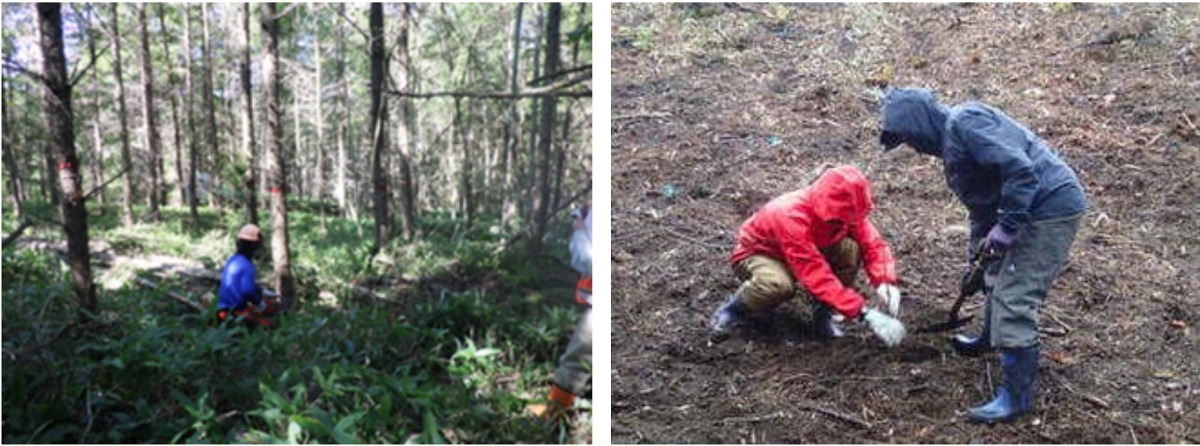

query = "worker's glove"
875;283;902;317
861;307;906;347
984;224;1017;254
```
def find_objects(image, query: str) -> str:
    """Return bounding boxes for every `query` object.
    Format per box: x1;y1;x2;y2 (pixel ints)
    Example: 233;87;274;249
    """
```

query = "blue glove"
985;224;1017;253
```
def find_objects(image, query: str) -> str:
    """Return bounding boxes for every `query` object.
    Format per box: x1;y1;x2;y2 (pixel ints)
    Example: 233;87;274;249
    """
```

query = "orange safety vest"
575;275;592;306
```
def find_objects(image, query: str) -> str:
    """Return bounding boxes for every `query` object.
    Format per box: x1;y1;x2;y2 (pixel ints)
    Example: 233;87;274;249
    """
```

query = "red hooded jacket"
730;166;897;318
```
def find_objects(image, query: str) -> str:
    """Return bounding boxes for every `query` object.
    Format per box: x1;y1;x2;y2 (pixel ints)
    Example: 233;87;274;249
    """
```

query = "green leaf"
291;415;329;437
331;429;358;445
287;420;303;444
335;411;366;432
422;411;445;445
331;411;365;444
474;348;501;358
306;406;335;429
103;357;127;370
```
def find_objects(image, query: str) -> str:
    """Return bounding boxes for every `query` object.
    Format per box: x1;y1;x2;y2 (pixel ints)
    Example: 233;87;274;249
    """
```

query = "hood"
807;165;874;223
880;87;949;156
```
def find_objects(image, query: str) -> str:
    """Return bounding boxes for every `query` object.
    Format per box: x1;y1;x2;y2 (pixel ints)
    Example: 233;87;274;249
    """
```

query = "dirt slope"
611;3;1199;443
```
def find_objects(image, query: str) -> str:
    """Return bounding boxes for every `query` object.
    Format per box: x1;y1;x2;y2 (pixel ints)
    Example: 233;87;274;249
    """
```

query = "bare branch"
271;2;302;21
332;5;370;42
69;42;111;88
388;72;591;100
83;165;132;200
2;220;34;249
527;64;592;87
2;58;48;85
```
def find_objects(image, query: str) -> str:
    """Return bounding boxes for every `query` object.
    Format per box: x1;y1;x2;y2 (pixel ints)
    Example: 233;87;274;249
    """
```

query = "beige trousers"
733;238;861;311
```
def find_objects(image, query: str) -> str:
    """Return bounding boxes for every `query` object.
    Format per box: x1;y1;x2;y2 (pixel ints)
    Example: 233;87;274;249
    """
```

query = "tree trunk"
202;3;222;212
464;98;476;231
553;7;583;214
238;3;258;225
156;4;186;208
532;3;561;249
2;85;24;218
500;3;523;229
43;144;60;206
523;5;542;226
407;12;421;222
293;85;303;199
110;4;136;226
335;3;348;220
183;3;200;226
37;3;97;316
260;2;295;306
313;14;326;233
85;9;106;207
394;3;415;240
369;3;393;255
137;3;162;221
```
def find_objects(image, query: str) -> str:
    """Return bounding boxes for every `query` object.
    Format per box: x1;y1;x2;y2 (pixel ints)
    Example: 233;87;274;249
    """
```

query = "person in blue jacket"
880;87;1088;423
217;224;273;327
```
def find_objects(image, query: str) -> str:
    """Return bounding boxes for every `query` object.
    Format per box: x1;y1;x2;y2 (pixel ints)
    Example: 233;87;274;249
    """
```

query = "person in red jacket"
710;165;907;346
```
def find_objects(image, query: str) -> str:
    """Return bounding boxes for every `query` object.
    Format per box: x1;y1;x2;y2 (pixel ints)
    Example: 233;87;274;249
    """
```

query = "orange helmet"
237;224;261;242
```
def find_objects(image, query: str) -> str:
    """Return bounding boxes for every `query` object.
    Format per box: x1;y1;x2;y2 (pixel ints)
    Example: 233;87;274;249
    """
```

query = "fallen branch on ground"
135;277;208;312
717;411;786;424
796;402;873;430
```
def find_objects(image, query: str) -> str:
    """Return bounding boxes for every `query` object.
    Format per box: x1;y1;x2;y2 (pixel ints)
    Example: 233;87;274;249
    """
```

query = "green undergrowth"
2;202;590;443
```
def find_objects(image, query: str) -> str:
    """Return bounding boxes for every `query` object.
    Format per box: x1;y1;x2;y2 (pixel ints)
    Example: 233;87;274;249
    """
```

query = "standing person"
217;224;277;328
529;204;593;424
879;87;1088;422
709;165;907;347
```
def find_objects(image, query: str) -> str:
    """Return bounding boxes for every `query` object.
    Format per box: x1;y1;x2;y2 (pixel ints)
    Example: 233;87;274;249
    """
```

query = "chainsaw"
917;241;1002;333
260;289;286;317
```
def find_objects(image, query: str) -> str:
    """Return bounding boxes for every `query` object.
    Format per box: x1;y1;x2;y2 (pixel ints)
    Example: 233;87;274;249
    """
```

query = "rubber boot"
967;346;1038;423
710;286;748;335
951;302;993;356
527;384;575;424
812;301;845;339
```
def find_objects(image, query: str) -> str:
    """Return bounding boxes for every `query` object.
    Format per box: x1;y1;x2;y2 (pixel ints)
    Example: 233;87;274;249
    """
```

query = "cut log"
135;277;208;312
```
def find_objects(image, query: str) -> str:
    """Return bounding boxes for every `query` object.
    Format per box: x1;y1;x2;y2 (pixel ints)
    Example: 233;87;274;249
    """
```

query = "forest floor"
2;202;591;443
612;3;1199;444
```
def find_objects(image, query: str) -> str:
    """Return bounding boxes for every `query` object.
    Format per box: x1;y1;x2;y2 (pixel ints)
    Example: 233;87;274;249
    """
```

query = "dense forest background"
2;3;592;443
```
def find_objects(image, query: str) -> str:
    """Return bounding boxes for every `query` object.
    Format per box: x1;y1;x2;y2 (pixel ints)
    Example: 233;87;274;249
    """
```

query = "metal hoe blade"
917;314;975;333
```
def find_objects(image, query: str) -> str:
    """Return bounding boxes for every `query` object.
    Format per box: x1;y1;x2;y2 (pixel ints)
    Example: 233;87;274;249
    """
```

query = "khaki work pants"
733;238;861;312
554;307;592;395
984;213;1082;348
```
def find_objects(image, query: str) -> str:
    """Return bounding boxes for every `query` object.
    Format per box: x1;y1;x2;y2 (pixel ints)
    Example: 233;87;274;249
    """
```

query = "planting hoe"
917;243;1001;334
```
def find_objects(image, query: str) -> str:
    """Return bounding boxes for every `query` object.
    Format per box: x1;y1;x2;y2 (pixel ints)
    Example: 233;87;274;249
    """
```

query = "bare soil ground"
611;4;1200;443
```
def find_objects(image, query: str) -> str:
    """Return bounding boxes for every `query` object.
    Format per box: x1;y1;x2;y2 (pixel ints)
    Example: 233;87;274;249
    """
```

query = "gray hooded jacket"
880;88;1087;239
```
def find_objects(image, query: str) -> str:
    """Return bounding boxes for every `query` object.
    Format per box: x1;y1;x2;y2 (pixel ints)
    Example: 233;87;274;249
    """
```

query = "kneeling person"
217;224;277;328
710;165;906;347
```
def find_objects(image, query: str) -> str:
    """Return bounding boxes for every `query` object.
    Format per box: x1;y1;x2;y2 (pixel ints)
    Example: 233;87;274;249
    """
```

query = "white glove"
861;307;906;347
875;283;902;317
827;313;846;338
